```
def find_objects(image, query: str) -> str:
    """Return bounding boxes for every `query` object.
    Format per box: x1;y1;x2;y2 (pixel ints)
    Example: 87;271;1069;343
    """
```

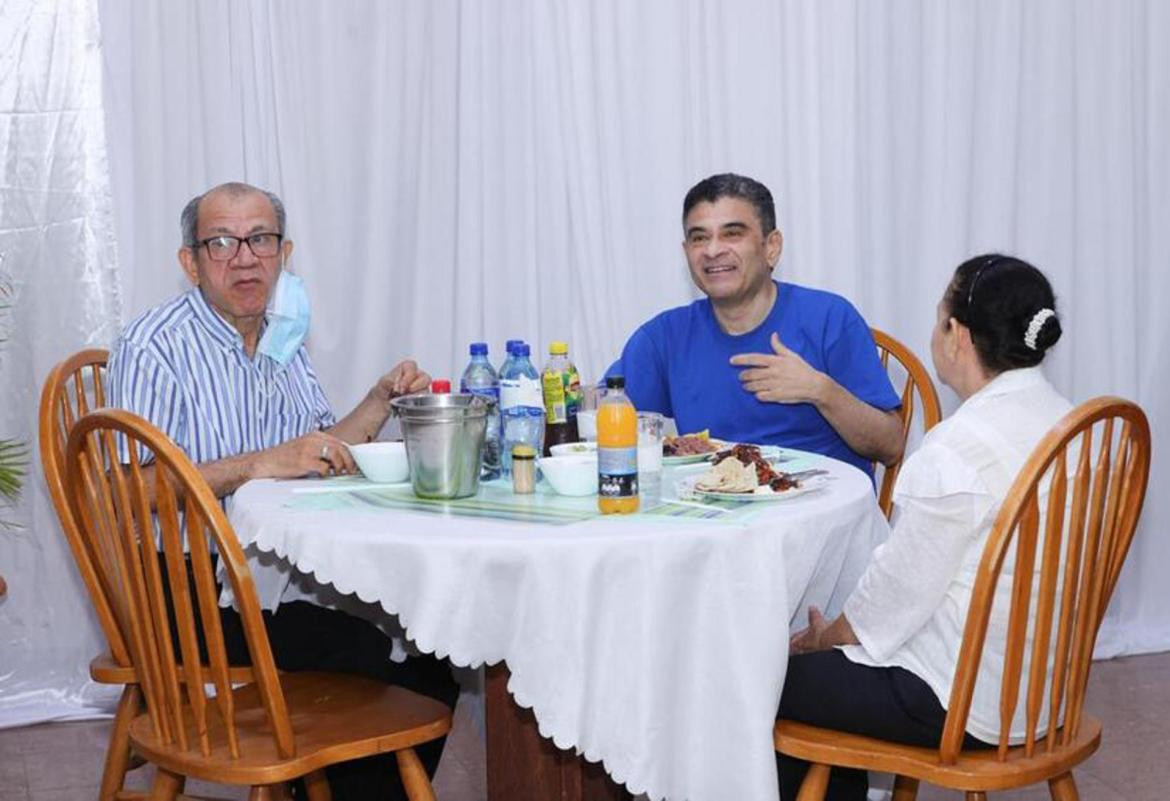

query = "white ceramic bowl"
538;454;598;496
349;441;410;483
549;441;598;457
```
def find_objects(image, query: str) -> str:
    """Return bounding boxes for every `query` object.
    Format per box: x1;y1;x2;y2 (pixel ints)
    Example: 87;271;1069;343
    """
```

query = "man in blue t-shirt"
608;173;903;476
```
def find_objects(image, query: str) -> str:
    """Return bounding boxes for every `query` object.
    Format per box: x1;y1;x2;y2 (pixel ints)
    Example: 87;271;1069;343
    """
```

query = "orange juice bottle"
597;376;639;514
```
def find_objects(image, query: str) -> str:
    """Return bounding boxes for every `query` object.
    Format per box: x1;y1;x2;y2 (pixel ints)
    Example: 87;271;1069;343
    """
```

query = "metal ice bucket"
391;393;488;499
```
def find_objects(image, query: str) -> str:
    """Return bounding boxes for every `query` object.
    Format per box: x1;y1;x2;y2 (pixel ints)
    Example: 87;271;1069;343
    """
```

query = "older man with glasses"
105;181;458;800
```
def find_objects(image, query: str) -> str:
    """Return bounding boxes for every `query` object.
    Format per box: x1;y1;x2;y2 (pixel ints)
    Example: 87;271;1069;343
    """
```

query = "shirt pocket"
275;409;320;444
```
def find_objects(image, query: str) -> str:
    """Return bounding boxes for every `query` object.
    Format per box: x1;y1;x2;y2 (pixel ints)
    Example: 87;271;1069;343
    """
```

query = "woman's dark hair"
943;253;1062;373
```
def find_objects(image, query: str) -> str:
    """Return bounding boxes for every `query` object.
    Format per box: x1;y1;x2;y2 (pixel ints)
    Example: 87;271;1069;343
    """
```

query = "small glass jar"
511;444;537;494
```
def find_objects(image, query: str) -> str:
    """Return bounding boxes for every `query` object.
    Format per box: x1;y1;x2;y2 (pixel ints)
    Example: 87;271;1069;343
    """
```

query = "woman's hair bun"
945;254;1061;373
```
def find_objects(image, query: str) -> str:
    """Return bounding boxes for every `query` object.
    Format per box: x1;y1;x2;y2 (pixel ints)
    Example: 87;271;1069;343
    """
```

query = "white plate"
676;474;828;502
661;438;729;465
663;442;785;467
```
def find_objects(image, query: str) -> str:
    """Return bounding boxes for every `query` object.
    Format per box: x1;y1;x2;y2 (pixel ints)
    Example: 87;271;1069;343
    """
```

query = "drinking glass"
637;411;665;501
577;382;601;441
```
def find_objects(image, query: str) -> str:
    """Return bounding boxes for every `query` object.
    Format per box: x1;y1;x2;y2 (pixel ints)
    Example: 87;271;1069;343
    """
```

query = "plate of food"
662;430;728;465
677;443;828;502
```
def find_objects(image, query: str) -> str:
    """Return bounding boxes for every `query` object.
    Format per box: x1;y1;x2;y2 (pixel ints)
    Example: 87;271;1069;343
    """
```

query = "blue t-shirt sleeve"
824;303;902;412
606;323;673;417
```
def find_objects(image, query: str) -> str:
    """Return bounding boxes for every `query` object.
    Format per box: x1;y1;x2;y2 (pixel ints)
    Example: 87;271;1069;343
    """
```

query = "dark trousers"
163;556;459;801
777;650;987;801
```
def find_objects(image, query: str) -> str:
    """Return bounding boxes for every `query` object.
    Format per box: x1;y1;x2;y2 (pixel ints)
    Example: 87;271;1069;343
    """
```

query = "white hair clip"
1024;308;1056;350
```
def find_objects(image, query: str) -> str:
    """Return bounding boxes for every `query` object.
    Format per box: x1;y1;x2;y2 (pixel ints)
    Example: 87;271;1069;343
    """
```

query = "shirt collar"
962;365;1049;410
702;280;784;338
185;287;249;353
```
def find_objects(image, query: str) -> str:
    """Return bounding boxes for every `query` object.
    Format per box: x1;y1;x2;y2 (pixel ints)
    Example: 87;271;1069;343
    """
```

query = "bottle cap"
431;379;451;393
605;375;625;389
470;342;488;356
549;341;568;355
505;339;524;355
515;343;531;357
512;444;537;459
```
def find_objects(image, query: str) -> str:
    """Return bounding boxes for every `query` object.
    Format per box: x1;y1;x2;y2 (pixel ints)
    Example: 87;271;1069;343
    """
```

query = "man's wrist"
368;385;394;411
807;371;834;406
242;450;262;482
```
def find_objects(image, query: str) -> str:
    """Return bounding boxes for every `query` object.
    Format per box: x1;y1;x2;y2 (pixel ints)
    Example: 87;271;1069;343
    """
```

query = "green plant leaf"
0;439;26;502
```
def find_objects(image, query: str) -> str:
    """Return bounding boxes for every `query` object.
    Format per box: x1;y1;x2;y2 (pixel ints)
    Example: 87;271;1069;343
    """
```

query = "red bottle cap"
431;379;451;394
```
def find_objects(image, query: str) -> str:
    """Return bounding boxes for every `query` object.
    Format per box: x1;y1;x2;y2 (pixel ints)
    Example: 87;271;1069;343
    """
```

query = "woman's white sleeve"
843;444;994;662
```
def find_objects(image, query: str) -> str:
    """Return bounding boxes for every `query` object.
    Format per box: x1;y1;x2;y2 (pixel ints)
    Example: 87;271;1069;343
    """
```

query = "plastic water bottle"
499;343;544;476
498;339;523;377
460;342;501;480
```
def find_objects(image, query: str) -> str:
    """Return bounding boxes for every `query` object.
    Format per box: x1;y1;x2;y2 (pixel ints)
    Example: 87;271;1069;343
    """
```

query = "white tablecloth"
224;453;888;801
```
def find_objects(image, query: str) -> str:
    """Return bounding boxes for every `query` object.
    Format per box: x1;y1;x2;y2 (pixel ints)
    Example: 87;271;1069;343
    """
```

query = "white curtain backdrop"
2;0;1166;730
0;0;124;724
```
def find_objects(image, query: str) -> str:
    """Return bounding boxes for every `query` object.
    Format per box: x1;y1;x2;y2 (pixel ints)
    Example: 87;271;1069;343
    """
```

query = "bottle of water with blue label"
498;339;523;378
499;343;545;476
460;342;501;480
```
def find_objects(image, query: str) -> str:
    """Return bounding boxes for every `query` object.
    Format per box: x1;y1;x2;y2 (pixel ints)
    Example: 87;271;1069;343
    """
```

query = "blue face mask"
257;269;311;366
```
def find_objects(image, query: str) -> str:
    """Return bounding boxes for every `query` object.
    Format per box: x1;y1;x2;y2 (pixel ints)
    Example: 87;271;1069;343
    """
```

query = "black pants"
163;556;459;801
777;650;988;801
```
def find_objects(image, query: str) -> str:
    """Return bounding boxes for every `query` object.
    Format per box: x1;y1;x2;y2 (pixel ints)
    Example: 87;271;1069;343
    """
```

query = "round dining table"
223;449;889;801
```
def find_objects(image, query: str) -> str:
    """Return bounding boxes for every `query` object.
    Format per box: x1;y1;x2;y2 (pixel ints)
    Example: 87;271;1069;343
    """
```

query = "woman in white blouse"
778;254;1070;800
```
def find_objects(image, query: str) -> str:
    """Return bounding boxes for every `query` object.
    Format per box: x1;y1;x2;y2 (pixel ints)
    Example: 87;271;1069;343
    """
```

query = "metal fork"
783;468;830;481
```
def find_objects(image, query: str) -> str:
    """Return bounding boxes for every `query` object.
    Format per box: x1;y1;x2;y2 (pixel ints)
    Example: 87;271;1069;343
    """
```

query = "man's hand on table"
789;606;860;655
250;430;356;479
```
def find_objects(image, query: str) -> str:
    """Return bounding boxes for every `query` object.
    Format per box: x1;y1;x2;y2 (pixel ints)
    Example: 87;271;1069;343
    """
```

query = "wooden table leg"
485;664;633;801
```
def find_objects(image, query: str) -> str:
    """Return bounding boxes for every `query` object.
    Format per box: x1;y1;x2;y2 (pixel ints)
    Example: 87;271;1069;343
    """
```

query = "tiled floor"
1;651;1167;800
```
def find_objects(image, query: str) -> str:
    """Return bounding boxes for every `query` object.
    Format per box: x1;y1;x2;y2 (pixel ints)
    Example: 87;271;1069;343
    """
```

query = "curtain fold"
0;0;123;726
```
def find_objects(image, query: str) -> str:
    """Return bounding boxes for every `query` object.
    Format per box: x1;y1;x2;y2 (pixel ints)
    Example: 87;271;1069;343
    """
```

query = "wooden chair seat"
130;672;452;787
775;717;1100;792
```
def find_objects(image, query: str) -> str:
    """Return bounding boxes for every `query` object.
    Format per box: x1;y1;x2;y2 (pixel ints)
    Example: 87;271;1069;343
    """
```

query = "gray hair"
180;182;287;248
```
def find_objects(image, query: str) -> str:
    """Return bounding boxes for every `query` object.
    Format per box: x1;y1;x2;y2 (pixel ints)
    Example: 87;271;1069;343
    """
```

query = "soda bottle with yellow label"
542;341;580;454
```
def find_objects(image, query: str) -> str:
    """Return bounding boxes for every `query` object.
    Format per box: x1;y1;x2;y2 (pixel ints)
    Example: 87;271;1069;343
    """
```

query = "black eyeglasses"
195;232;283;261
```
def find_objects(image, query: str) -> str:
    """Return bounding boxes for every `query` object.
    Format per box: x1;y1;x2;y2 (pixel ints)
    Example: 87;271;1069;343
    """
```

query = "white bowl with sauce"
537;454;598;496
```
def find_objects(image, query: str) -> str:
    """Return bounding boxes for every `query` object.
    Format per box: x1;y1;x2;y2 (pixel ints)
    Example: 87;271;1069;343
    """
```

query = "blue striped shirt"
107;288;336;468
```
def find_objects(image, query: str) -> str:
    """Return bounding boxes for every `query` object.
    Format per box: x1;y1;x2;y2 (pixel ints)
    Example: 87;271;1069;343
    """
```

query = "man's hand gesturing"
730;332;827;405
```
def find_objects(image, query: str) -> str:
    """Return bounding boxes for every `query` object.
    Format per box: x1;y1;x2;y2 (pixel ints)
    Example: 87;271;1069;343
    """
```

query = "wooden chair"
775;396;1152;800
39;349;144;800
871;328;943;519
40;350;262;800
64;408;451;800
